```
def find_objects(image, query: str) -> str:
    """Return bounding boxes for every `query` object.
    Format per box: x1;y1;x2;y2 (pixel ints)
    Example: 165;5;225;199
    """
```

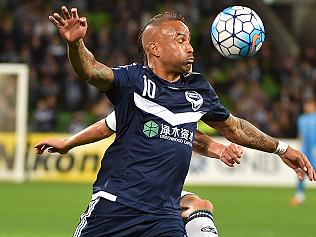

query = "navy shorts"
73;197;186;237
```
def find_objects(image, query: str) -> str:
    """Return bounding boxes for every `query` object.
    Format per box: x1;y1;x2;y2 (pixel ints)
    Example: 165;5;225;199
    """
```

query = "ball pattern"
211;6;265;59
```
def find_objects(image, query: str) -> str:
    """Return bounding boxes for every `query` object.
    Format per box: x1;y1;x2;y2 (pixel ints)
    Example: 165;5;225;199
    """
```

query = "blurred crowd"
0;0;316;137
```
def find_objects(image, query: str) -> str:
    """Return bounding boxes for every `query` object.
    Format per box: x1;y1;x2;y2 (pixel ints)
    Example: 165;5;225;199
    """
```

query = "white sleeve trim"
105;111;116;132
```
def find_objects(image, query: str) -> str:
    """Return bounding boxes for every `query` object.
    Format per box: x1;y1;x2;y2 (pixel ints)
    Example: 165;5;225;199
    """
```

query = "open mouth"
186;57;194;63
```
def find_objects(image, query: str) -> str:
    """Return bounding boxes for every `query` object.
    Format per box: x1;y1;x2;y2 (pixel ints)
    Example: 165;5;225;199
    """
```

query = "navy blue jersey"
93;63;229;215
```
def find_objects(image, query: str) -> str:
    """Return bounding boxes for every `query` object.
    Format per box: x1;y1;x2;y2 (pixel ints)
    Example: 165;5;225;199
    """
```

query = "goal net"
0;64;29;182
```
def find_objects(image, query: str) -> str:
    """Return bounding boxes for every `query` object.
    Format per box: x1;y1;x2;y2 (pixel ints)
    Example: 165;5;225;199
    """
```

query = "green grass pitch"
1;182;315;237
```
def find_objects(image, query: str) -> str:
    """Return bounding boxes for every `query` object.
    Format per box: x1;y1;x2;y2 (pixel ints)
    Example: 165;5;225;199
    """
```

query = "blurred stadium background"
1;0;316;236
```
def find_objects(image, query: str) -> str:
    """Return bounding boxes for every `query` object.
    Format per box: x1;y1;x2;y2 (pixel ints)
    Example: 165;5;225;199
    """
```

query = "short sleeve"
106;63;141;106
105;111;116;132
202;85;230;122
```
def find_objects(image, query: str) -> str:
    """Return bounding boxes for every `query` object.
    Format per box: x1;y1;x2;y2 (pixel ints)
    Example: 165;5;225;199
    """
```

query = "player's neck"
148;63;181;83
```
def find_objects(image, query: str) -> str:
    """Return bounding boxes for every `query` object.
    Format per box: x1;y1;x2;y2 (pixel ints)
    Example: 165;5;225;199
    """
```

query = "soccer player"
290;95;316;206
48;6;316;236
35;111;243;237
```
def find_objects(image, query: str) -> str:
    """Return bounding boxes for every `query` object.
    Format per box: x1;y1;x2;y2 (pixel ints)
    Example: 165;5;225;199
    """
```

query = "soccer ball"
210;6;265;59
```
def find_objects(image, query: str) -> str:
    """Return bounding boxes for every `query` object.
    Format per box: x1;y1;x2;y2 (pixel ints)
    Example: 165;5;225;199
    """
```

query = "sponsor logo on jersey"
185;91;203;111
160;123;194;146
143;120;159;137
143;120;194;146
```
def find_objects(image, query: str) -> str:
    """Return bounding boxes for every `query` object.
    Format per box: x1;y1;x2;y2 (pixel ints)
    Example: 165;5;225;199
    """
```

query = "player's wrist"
213;144;226;159
67;39;83;49
63;138;74;151
273;141;289;155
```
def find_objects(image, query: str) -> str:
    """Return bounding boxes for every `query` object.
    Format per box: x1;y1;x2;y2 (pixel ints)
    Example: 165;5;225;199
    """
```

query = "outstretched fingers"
281;147;316;181
48;15;63;29
53;13;66;26
34;143;48;154
296;153;307;172
298;153;316;181
286;159;305;180
71;8;79;19
282;156;315;181
62;6;71;19
304;159;316;181
294;168;305;181
79;17;87;27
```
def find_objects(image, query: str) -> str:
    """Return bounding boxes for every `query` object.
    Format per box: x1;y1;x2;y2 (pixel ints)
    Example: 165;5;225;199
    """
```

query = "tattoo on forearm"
192;135;208;155
68;40;112;91
68;41;93;80
235;118;278;153
79;46;94;79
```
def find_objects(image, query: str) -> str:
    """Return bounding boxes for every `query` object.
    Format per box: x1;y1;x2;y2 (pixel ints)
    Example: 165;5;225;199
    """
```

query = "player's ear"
148;42;160;57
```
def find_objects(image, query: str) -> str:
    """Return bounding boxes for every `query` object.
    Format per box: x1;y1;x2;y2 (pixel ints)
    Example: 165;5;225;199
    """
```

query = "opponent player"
290;95;316;206
48;6;316;237
35;111;244;237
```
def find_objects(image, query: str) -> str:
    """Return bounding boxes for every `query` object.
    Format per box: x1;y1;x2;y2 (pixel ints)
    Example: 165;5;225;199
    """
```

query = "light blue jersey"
297;112;316;168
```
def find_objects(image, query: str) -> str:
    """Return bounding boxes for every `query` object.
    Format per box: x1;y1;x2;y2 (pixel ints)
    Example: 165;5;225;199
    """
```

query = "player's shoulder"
183;71;203;79
183;71;215;93
111;63;145;84
112;62;143;72
183;71;209;85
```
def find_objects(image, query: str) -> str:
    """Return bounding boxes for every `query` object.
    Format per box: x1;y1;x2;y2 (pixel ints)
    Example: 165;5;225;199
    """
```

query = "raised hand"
219;143;243;167
34;138;71;155
49;6;87;43
279;146;316;181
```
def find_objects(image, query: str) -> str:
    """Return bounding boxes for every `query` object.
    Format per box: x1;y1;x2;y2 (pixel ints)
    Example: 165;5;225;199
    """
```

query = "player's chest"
132;74;209;113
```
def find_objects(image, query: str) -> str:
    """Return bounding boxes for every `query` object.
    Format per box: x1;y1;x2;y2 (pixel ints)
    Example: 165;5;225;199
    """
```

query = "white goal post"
0;64;29;182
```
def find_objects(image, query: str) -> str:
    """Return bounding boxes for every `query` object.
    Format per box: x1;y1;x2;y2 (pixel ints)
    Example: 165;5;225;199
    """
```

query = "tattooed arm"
205;114;278;152
204;114;316;181
68;39;113;91
49;6;113;91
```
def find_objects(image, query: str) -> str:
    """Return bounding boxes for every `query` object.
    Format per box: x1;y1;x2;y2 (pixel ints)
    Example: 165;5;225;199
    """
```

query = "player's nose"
186;43;194;54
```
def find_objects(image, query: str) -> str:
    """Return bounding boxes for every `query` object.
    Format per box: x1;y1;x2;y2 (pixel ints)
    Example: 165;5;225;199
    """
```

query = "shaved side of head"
137;12;185;65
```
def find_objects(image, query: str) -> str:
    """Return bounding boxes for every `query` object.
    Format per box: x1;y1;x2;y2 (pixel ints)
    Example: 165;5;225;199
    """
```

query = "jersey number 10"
142;75;156;99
